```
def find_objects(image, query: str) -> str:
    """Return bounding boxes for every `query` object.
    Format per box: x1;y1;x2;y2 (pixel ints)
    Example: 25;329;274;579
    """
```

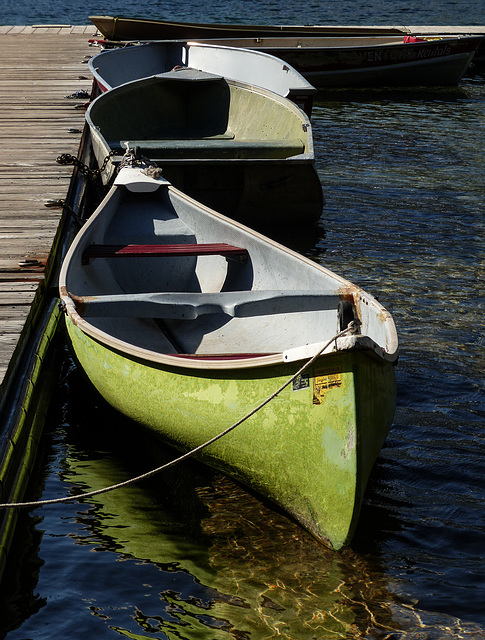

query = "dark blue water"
2;0;485;26
1;2;485;639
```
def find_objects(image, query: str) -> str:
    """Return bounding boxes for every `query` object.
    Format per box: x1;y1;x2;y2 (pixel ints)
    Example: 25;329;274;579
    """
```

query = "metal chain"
56;150;119;181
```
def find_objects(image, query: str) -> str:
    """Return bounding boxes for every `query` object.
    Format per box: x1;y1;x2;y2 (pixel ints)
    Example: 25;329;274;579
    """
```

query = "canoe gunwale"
188;34;482;50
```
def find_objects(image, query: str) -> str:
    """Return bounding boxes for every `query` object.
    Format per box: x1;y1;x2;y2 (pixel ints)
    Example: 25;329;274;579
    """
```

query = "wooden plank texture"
0;26;96;388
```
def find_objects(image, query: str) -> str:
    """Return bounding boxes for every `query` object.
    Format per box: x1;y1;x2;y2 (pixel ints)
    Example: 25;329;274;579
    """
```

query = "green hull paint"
66;317;395;550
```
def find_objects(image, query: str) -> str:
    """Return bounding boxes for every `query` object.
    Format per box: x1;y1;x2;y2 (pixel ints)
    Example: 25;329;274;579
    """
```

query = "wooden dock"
0;25;96;401
0;25;98;579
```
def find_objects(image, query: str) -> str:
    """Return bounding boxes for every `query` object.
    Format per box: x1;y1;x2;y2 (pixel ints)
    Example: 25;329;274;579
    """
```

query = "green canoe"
59;165;398;550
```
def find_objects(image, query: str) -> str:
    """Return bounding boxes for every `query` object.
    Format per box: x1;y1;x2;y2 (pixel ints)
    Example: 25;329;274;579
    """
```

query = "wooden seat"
82;242;248;265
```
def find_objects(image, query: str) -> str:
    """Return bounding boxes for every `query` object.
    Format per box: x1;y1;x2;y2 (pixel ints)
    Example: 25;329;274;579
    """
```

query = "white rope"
0;324;357;510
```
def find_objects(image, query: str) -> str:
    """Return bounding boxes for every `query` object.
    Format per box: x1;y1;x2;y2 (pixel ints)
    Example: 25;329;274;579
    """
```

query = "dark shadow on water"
313;66;485;105
315;85;471;104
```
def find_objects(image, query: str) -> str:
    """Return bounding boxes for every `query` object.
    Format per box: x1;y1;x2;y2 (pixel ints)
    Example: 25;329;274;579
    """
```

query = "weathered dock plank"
0;26;96;396
0;27;97;579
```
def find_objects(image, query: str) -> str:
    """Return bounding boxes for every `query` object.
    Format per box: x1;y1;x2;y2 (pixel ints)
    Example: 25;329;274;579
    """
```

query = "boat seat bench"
82;243;248;265
72;290;340;320
110;138;306;160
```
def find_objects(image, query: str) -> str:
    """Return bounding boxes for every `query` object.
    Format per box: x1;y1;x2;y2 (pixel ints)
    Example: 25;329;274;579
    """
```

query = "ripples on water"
1;11;484;639
3;0;485;26
308;78;485;631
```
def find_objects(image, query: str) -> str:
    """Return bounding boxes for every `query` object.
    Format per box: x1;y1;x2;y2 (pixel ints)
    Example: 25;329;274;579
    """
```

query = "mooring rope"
0;323;359;510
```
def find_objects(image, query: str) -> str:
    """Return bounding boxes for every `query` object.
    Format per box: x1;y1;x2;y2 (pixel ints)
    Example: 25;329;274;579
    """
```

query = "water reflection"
59;377;385;639
16;357;476;640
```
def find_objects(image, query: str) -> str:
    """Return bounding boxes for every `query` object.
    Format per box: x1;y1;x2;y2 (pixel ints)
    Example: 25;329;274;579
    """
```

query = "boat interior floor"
88;293;341;356
76;195;341;356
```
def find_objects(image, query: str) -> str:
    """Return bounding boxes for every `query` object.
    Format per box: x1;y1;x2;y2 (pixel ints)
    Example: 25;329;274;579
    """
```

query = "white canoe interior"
60;168;398;368
86;70;314;163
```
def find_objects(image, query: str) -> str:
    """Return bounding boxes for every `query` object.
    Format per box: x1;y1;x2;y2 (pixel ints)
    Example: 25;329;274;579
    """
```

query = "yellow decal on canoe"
313;367;342;404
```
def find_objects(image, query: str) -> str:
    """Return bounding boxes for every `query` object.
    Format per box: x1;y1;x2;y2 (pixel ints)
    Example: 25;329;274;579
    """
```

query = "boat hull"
263;38;479;87
89;15;410;41
66;317;396;550
89;132;323;227
194;36;482;87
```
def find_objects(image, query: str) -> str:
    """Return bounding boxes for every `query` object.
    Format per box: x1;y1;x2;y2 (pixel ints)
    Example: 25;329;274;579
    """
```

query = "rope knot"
347;319;362;334
143;166;163;179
